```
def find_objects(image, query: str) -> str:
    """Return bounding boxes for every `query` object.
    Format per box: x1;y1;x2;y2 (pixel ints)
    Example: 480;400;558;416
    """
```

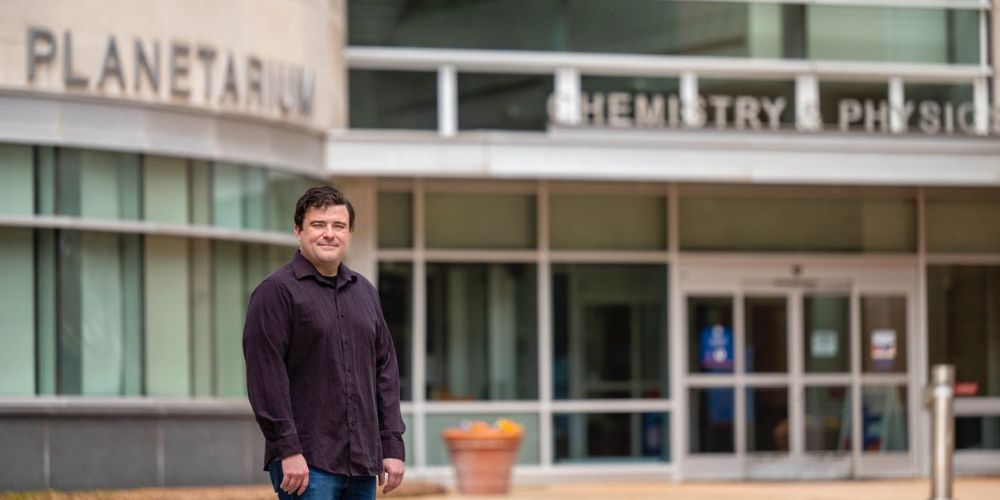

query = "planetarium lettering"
548;91;991;135
25;27;314;118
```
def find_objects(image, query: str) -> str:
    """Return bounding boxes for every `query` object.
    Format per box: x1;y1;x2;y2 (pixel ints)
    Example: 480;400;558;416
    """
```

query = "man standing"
244;186;405;500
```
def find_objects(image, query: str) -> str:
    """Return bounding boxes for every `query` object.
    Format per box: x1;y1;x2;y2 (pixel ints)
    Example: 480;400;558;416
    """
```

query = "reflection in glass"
862;386;908;452
687;297;733;374
426;263;537;400
553;265;668;399
379;262;412;400
58;149;141;220
956;417;1000;450
349;70;437;130
747;387;789;452
690;388;734;453
426;413;540;465
458;73;552;131
803;294;850;373
745;296;787;373
928;265;1000;397
554;413;669;463
862;296;907;373
805;386;852;452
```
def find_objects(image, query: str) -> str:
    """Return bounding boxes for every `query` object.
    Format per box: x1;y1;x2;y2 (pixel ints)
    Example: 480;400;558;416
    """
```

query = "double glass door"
679;262;917;480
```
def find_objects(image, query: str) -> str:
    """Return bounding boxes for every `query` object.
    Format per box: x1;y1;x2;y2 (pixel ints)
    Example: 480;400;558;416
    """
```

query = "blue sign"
699;324;733;372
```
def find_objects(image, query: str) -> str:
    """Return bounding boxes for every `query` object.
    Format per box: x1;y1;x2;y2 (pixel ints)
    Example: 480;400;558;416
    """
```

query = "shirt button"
340;313;345;318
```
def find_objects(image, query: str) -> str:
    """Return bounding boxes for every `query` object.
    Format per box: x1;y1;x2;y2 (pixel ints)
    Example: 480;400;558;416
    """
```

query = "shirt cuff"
381;436;405;461
272;433;303;460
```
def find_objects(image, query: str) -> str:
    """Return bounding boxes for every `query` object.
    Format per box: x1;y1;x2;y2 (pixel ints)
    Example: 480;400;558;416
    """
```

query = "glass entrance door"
678;262;917;480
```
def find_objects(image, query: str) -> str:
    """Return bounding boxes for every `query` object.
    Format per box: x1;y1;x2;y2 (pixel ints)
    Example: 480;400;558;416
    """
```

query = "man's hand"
380;458;405;494
280;454;309;496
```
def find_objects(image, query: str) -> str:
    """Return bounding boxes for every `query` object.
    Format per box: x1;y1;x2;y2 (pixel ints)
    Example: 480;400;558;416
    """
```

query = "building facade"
1;0;999;491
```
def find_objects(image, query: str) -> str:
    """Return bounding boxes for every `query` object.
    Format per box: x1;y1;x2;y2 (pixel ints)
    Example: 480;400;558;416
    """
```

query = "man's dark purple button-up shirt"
243;251;405;477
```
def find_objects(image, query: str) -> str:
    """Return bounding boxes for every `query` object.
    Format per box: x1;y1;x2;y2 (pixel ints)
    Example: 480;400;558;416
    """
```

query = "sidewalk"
417;478;1000;500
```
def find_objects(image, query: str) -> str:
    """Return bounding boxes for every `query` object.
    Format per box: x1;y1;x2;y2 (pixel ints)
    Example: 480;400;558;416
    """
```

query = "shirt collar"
291;250;358;288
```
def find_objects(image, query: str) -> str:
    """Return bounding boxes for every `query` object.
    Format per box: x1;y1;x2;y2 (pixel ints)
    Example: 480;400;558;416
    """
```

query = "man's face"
294;204;352;273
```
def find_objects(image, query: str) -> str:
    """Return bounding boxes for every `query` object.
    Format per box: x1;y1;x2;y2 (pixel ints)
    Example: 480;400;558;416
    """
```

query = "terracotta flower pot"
442;429;523;495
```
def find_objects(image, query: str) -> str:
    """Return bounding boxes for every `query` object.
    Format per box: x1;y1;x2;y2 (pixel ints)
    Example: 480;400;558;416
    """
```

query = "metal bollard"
927;364;955;500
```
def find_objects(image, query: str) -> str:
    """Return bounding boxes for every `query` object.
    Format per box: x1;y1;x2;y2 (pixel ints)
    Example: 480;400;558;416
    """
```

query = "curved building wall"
0;0;344;490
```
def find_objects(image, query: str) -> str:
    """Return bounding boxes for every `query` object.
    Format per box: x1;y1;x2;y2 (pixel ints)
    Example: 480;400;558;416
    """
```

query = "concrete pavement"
415;478;1000;500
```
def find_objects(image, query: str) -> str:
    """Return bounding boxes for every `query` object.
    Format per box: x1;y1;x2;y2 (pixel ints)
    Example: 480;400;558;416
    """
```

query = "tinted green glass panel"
145;236;191;396
268;171;315;233
926;189;1000;253
59;149;141;220
378;192;412;249
244;167;267;230
425;193;535;249
0;144;34;215
0;228;35;395
36;230;57;395
143;156;189;225
191;239;214;396
379;262;412;400
550;194;665;250
805;386;852;452
350;70;437;130
212;162;244;229
426;413;540;465
861;386;908;452
214;241;246;396
349;0;563;51
191;160;212;225
808;6;978;64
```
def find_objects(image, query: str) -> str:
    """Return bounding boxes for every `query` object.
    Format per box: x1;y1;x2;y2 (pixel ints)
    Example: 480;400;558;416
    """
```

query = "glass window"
549;194;665;251
554;265;668;398
745;296;787;373
349;70;437;130
426;413;540;465
36;229;57;395
458;73;552;131
804;294;850;373
426;263;537;400
378;192;412;249
244;167;268;231
861;385;908;452
0;228;35;395
190;239;213;396
808;6;979;64
57;231;143;395
58;149;141;220
928;266;1000;397
805;386;852;452
818;81;888;131
554;412;669;463
0;144;34;215
190;160;212;226
926;189;1000;254
687;296;733;375
699;79;795;127
143;156;189;225
144;236;191;396
679;187;915;252
212;162;244;229
349;0;564;51
747;387;789;452
862;296;907;374
268;171;315;233
35;147;56;215
214;241;247;397
904;83;974;133
956;417;1000;450
425;193;535;249
690;387;735;453
378;262;412;400
570;0;752;57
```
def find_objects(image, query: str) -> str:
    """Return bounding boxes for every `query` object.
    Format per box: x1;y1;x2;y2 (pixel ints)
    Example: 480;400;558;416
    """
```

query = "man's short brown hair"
294;186;355;231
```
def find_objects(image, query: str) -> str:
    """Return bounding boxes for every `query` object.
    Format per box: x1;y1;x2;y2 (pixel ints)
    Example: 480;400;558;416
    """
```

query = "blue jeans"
267;460;375;500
